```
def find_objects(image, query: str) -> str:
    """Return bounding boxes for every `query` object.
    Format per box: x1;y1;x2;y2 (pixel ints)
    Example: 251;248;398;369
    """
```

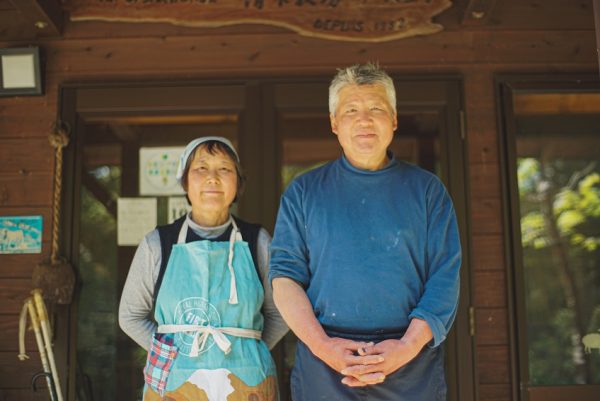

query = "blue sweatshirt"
269;154;461;347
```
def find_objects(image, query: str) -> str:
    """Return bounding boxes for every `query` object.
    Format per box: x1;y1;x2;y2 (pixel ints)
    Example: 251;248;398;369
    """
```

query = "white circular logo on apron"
174;297;221;356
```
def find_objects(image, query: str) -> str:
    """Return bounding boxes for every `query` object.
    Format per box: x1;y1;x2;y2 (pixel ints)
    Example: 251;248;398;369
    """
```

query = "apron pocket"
144;333;178;396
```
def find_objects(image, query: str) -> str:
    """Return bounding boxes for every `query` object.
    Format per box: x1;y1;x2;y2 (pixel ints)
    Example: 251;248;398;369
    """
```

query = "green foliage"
519;159;600;251
517;157;600;385
77;166;120;401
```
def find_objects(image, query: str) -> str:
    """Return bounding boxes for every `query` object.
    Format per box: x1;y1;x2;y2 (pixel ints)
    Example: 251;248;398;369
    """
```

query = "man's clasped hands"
312;336;423;387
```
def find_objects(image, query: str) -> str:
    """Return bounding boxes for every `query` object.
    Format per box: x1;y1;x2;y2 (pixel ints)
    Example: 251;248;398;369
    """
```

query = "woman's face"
185;145;238;215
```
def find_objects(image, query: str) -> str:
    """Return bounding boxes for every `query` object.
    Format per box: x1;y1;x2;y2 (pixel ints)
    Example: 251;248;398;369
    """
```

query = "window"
499;76;600;400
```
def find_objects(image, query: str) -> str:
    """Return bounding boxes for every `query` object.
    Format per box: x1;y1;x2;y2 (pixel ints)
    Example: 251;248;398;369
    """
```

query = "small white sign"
117;198;157;246
1;54;36;89
168;196;192;224
139;147;185;196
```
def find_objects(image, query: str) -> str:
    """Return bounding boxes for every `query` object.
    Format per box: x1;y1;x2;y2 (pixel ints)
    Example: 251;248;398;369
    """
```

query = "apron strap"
176;219;189;244
227;218;241;305
157;324;261;357
177;216;241;305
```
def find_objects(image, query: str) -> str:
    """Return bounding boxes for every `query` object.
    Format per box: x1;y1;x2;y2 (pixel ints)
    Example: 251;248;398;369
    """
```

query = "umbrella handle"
32;371;58;401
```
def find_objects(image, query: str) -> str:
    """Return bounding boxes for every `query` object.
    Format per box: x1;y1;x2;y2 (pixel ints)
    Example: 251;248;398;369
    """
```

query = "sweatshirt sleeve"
408;177;462;348
118;230;160;351
268;180;311;288
256;228;289;349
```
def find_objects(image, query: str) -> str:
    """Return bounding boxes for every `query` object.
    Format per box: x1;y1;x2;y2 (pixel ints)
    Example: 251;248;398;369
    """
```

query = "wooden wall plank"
0;351;43;389
474;271;507;307
470;163;501;199
0;173;53;207
0;101;56;139
476;307;509;345
469;134;499;164
0;278;35;314
6;31;587;77
471;198;503;234
479;383;512;401
0;139;54;175
491;0;593;30
0;316;37;352
477;345;511;384
0;242;51;278
0;118;55;139
0;388;48;401
471;234;506;271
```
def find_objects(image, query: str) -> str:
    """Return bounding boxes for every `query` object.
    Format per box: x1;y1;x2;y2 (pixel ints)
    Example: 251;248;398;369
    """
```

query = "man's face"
330;84;397;168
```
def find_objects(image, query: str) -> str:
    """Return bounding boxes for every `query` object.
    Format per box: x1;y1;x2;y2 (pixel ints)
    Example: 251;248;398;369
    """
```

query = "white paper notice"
117;198;157;246
168;196;192;224
1;54;36;89
139;147;185;196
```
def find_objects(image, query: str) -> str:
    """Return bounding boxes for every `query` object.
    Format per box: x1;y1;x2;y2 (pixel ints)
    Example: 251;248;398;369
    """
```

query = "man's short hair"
329;62;397;115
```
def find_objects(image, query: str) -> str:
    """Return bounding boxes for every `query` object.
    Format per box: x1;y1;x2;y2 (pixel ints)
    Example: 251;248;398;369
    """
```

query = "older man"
269;63;461;401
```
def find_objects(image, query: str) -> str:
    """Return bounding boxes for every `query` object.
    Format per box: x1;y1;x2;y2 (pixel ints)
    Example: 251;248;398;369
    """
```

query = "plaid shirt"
144;334;178;396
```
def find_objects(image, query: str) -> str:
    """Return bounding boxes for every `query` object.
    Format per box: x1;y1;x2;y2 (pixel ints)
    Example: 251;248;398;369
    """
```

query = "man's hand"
272;278;387;385
340;338;421;387
311;337;384;376
340;318;433;387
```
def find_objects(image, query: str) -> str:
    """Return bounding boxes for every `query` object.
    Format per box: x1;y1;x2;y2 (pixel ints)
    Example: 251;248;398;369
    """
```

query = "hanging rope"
32;121;75;305
48;124;69;265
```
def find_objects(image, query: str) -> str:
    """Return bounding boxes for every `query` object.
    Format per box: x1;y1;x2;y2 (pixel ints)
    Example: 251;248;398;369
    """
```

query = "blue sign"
0;215;43;254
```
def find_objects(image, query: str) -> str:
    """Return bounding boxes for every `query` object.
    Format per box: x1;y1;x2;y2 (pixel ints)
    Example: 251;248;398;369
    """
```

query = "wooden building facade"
0;1;599;401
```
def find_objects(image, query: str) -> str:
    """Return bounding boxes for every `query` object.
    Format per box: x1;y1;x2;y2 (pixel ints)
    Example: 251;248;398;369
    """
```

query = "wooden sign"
68;0;453;43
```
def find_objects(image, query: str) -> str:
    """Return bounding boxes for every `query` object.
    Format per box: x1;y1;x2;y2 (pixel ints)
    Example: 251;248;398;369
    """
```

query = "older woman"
119;136;287;401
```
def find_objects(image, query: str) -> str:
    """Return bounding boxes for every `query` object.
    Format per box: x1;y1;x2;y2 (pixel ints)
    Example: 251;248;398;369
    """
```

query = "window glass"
513;91;600;385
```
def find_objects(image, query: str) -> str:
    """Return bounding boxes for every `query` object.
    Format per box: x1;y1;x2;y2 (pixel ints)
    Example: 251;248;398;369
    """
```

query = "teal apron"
142;218;277;401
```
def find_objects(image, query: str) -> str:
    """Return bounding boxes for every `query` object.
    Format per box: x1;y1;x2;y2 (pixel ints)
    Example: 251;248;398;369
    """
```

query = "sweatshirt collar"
339;151;397;175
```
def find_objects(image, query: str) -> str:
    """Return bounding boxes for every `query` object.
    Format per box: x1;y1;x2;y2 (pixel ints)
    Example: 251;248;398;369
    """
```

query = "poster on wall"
168;196;192;224
117;198;157;246
0;216;43;254
139;146;185;196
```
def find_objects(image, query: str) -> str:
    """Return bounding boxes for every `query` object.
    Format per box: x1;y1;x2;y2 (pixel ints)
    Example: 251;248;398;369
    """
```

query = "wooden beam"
462;0;498;26
0;0;63;40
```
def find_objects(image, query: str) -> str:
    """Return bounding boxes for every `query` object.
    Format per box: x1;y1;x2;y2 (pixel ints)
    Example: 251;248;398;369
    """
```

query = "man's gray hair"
328;62;396;115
